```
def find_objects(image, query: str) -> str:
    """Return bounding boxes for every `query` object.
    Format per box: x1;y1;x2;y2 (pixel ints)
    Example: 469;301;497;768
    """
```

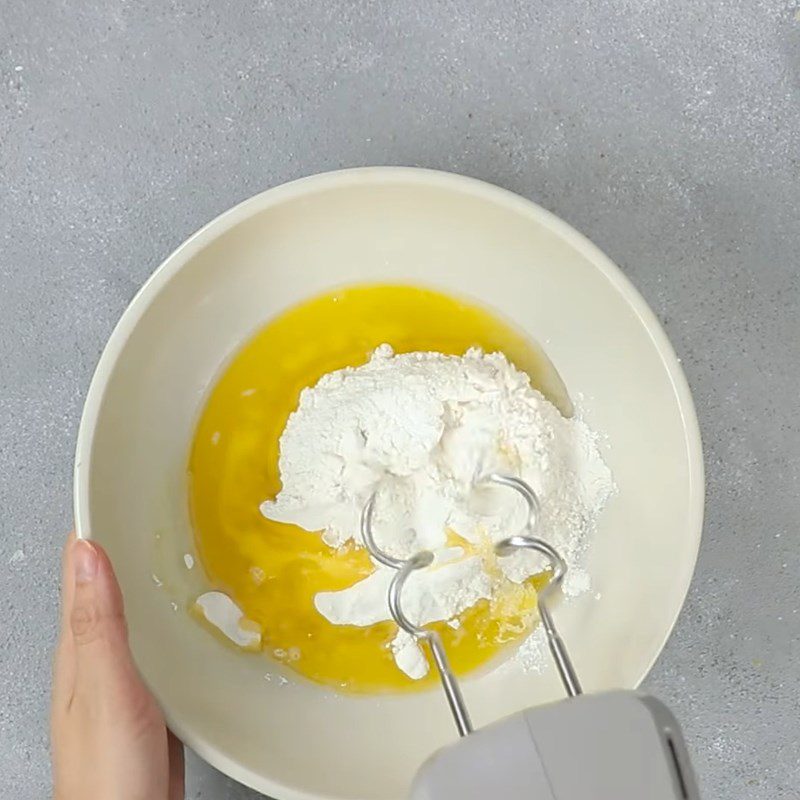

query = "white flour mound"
261;345;614;678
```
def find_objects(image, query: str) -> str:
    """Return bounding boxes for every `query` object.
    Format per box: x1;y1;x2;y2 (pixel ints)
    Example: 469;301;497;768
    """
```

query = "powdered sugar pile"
261;345;613;678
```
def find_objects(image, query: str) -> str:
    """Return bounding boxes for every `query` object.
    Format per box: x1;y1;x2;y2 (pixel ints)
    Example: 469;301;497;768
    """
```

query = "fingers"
60;531;77;630
52;532;78;713
168;731;185;800
69;539;138;697
53;534;178;800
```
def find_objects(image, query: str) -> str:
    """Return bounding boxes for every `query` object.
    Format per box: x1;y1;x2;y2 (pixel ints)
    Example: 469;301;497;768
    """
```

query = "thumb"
70;539;135;689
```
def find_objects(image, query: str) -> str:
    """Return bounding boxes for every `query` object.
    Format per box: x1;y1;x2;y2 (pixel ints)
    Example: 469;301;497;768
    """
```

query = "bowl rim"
74;166;705;800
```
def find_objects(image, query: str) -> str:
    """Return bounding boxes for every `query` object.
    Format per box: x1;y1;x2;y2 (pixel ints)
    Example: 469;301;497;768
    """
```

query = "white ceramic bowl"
74;167;703;800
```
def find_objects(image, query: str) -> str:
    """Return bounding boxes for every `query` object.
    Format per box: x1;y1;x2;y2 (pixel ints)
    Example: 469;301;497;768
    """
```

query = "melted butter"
189;283;566;693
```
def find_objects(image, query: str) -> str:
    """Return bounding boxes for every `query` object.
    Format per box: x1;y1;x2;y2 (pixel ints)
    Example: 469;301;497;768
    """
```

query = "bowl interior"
76;168;703;800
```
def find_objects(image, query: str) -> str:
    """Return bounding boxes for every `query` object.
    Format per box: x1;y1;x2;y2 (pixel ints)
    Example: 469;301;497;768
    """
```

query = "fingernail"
74;540;98;584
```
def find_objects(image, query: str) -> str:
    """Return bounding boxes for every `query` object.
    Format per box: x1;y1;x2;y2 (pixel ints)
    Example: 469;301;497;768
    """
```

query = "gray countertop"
2;1;799;798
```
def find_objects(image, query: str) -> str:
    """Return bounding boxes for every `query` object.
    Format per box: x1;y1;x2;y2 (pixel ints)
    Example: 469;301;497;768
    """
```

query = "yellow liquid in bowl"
189;284;565;693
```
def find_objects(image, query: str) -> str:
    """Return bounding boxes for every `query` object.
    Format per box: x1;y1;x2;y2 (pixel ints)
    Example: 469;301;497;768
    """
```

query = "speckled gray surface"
1;1;799;798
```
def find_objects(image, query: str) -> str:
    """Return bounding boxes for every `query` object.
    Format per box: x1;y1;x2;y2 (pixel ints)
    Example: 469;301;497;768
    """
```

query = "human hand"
52;533;184;800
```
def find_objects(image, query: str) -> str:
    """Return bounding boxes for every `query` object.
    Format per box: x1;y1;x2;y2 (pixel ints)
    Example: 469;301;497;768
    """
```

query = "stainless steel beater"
360;472;582;737
362;474;701;800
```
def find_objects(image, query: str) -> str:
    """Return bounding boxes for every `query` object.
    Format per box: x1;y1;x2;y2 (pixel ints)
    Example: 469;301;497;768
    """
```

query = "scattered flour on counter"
261;345;614;678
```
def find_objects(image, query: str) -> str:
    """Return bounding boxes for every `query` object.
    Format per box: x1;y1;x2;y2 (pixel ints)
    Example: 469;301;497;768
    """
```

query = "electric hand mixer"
361;473;700;800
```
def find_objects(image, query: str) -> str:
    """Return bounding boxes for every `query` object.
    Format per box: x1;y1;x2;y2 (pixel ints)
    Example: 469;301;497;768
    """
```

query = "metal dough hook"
486;473;583;698
360;473;582;737
361;494;474;736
